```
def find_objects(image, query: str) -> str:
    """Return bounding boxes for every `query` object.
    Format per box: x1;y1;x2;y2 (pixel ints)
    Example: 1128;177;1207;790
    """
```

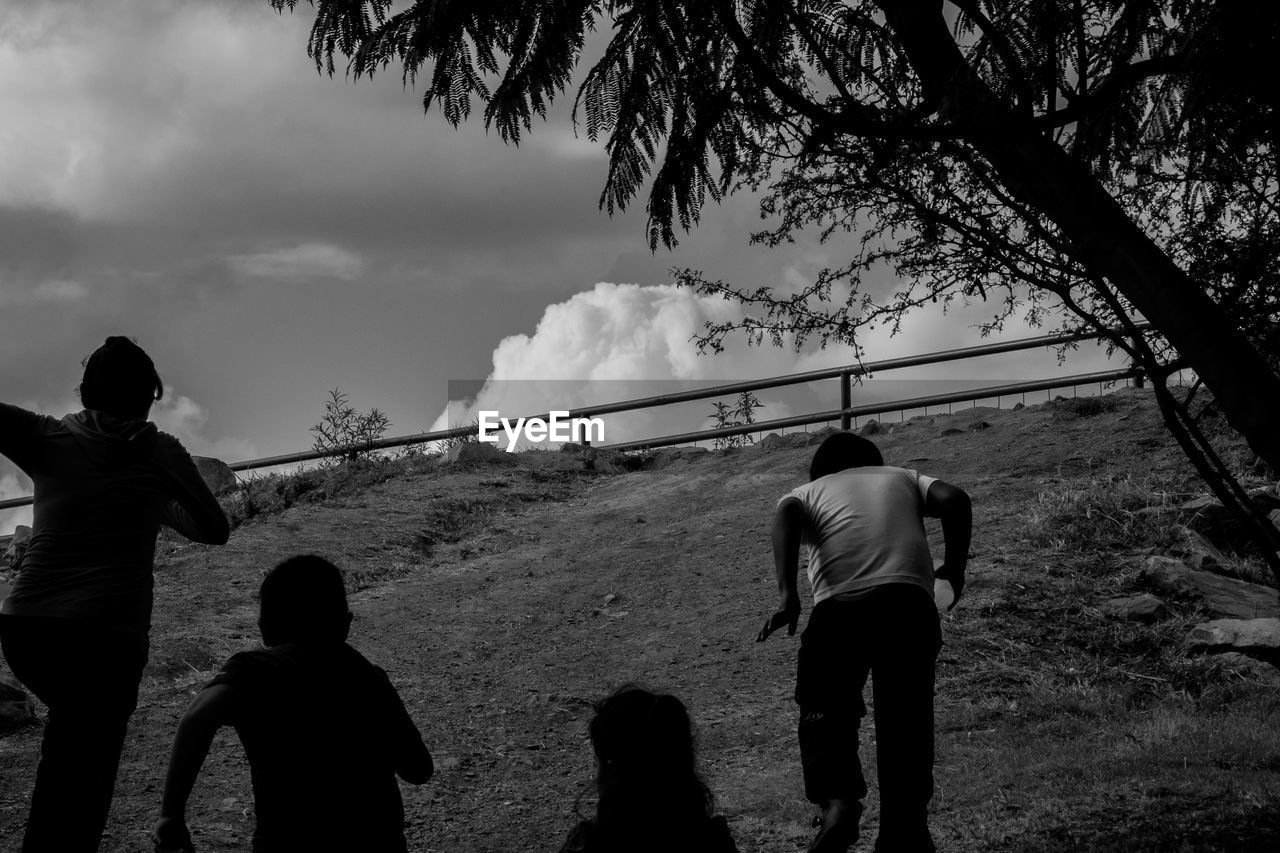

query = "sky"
0;1;1124;533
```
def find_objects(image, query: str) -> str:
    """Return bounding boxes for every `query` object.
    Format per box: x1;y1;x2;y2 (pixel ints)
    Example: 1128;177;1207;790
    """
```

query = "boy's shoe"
808;800;860;853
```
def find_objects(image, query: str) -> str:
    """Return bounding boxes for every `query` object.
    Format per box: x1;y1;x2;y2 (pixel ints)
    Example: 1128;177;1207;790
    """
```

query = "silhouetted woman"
558;685;739;853
0;336;230;852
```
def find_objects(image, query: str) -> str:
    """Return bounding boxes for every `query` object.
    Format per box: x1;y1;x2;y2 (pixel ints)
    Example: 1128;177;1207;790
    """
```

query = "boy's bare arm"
925;480;972;603
153;685;240;852
758;497;804;642
387;681;434;784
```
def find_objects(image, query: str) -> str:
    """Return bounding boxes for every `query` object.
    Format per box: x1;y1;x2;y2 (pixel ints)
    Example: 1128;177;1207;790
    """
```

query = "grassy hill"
2;386;1279;852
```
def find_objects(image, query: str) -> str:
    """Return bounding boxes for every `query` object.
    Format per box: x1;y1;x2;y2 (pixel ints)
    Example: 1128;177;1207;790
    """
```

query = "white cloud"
0;470;33;536
32;278;89;302
228;243;364;282
432;281;1127;448
151;388;256;462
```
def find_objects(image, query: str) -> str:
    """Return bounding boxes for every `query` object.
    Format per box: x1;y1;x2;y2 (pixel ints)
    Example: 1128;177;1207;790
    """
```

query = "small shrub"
310;388;391;465
710;391;765;450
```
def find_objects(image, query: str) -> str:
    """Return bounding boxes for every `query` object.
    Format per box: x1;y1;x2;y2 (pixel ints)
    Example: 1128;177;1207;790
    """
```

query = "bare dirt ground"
3;387;1279;852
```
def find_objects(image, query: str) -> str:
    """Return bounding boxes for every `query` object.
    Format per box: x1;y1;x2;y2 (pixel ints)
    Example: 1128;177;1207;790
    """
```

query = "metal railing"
0;324;1149;513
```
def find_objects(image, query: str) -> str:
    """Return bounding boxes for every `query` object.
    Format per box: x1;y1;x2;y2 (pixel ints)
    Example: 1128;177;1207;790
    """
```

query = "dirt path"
3;388;1278;852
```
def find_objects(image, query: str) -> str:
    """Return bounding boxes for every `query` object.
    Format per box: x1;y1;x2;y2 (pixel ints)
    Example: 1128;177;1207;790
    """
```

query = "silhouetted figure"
558;685;739;853
0;336;230;853
758;433;972;853
152;555;432;853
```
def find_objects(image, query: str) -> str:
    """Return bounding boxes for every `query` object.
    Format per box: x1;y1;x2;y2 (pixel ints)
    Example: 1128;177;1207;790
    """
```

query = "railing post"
839;371;852;430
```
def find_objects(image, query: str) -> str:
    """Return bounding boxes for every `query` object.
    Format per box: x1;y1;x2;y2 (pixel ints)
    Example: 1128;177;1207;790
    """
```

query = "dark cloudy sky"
0;1;1119;530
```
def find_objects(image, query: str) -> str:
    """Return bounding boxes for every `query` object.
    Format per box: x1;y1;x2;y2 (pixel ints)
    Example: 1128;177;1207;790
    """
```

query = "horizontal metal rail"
0;325;1150;513
599;367;1141;451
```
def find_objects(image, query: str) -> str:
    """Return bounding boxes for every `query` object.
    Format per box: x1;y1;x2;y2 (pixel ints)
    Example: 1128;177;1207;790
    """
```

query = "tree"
269;2;1280;565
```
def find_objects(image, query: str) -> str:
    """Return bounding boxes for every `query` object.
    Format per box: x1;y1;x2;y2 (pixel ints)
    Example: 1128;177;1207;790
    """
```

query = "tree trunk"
879;1;1280;473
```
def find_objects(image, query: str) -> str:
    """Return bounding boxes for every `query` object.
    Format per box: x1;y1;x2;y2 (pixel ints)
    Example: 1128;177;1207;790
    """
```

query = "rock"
940;428;963;436
1140;556;1278;619
0;680;35;733
437;442;517;467
1012;402;1025;411
3;525;31;567
968;421;992;431
603;593;618;606
1186;618;1280;660
759;432;809;451
1166;527;1229;570
193;456;237;494
806;426;842;446
1182;493;1280;557
1209;652;1280;685
857;420;883;437
559;442;587;453
1099;593;1166;623
644;447;709;469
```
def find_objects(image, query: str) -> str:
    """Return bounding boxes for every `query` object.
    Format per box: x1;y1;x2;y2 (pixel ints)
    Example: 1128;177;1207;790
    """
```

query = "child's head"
257;555;352;646
809;431;884;481
78;336;164;421
587;685;712;834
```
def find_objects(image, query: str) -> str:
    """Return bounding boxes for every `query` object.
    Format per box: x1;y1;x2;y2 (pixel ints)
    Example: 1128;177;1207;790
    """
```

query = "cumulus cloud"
151;388;256;462
228;243;364;282
432;281;1126;449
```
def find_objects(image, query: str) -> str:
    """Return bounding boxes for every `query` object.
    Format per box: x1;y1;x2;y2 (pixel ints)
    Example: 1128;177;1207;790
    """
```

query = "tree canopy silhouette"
269;1;1280;481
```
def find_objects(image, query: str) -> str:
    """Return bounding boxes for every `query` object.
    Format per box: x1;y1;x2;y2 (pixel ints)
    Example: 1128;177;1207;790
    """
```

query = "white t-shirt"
780;466;937;604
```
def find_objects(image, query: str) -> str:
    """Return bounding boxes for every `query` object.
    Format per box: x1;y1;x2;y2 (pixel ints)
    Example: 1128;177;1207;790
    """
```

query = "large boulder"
0;680;35;733
193;456;237;494
1141;556;1278;619
1186;618;1280;661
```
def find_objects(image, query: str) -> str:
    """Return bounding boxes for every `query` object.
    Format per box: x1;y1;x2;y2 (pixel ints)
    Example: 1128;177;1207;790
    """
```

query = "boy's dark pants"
0;614;149;853
796;585;941;851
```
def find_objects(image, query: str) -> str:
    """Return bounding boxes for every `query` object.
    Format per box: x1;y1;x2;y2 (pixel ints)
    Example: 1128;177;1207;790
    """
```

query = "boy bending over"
152;555;433;853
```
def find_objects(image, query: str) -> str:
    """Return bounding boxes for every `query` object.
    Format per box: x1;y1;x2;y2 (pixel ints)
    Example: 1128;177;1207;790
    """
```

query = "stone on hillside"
857;420;883;437
1186;618;1280;659
0;680;35;733
1140;556;1278;619
644;446;709;469
1181;492;1280;557
1209;652;1280;685
806;426;842;446
1166;527;1228;570
759;432;809;451
193;456;237;494
1099;593;1166;623
1012;402;1025;411
968;421;992;431
3;525;31;567
437;442;516;467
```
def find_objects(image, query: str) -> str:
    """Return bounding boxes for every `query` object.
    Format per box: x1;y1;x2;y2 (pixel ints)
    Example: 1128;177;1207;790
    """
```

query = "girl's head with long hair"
78;336;163;422
586;684;714;847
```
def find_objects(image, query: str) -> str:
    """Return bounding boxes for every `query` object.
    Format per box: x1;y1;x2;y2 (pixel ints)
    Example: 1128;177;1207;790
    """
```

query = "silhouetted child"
151;555;432;853
558;685;739;853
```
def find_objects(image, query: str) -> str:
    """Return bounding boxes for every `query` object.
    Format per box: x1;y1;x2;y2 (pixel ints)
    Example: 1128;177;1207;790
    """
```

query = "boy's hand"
757;593;801;642
151;816;194;853
934;563;965;607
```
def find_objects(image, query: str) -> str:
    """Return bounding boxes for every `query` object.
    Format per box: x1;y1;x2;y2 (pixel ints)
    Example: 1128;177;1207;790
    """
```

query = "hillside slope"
2;387;1279;852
